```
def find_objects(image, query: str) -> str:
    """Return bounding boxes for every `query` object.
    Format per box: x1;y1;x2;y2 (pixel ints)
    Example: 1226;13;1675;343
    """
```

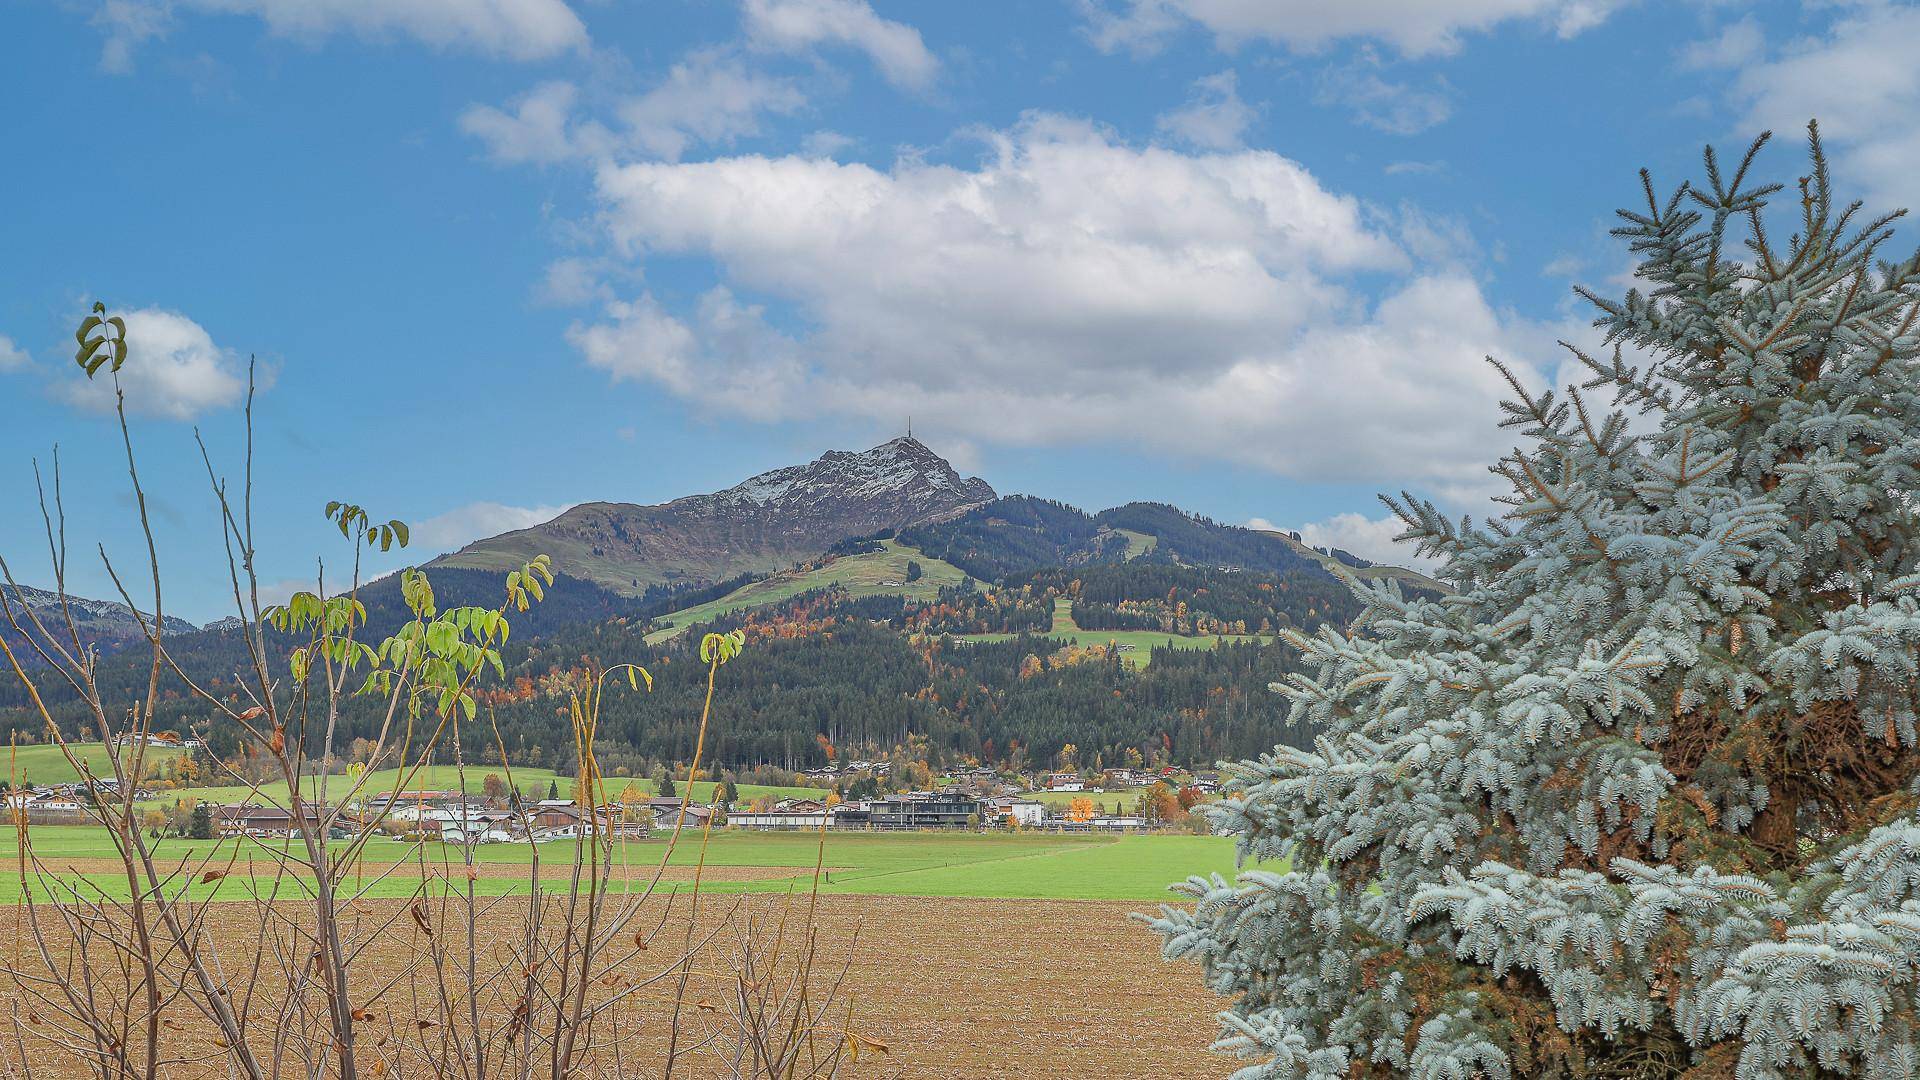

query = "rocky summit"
431;437;995;595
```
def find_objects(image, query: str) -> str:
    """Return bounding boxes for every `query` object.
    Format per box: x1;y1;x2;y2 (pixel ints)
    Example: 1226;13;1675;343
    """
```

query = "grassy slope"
433;502;804;597
645;541;968;642
956;598;1272;669
139;763;817;808
1112;528;1158;559
2;741;190;787
1018;788;1160;808
1252;529;1449;594
0;827;1253;902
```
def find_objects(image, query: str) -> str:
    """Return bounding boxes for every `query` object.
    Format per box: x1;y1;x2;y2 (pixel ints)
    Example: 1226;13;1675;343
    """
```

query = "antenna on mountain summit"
907;416;912;440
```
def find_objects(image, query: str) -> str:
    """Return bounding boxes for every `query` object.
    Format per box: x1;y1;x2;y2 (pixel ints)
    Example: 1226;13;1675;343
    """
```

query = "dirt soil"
0;895;1227;1079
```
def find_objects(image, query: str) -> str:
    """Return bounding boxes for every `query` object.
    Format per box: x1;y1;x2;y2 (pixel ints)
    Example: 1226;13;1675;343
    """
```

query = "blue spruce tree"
1150;125;1920;1080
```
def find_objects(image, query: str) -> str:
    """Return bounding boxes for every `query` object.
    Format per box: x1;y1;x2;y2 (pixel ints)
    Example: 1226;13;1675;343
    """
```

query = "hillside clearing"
953;596;1272;668
1;740;189;787
1113;527;1157;559
644;540;968;642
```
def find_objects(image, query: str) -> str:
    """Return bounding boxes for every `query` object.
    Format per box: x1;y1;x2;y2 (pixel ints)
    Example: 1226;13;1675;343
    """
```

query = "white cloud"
93;0;173;72
535;256;616;306
1082;0;1629;58
460;80;584;165
800;129;857;158
412;501;576;555
462;52;804;165
568;288;804;422
0;335;28;372
95;0;587;69
1291;511;1442;573
1156;69;1257;150
1316;56;1452;135
56;308;251;420
1678;16;1761;72
255;576;318;609
573;114;1551;501
619;50;806;161
1384;159;1446;176
743;0;939;89
1722;5;1920;212
1541;252;1584;278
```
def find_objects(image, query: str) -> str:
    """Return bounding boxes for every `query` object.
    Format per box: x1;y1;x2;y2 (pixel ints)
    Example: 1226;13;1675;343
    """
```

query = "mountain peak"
1;582;199;663
433;436;995;595
875;434;933;455
716;437;991;510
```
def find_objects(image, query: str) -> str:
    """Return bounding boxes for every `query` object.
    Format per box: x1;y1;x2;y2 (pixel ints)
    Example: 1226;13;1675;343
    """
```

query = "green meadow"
0;745;819;810
645;540;968;642
956;597;1273;668
0;826;1250;904
137;763;818;809
2;740;190;787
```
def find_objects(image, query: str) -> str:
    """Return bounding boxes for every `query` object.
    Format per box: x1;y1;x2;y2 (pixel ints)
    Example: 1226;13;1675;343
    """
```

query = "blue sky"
4;0;1917;621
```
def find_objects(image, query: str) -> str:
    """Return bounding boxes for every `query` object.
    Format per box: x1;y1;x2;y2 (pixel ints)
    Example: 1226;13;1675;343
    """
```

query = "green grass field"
645;541;969;642
0;826;1252;903
955;597;1272;669
2;740;190;787
136;762;818;809
1018;788;1154;808
1113;528;1158;559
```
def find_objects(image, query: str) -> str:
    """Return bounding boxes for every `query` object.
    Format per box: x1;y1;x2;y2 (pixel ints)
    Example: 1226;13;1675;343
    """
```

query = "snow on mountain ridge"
2;582;199;635
712;437;990;509
430;435;996;595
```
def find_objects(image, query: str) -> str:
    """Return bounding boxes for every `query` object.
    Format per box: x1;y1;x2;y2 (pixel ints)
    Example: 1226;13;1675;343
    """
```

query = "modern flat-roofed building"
864;793;980;830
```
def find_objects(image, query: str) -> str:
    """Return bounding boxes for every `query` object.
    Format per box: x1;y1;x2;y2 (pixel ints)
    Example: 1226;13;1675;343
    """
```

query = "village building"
864;792;980;830
982;796;1046;827
726;799;832;830
215;803;338;838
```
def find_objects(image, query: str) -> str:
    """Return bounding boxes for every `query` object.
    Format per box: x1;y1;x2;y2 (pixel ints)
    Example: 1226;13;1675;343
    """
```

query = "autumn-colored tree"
1139;782;1184;823
481;773;507;801
616;782;648;821
1066;797;1095;823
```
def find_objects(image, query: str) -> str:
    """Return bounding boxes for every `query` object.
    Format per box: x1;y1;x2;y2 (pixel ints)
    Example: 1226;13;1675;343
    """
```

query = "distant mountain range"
1;582;197;659
432;436;1439;603
430;437;996;596
0;436;1443;772
2;436;1439;657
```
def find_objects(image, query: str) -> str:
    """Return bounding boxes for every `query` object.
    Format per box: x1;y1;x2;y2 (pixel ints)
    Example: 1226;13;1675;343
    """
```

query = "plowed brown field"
0;895;1226;1079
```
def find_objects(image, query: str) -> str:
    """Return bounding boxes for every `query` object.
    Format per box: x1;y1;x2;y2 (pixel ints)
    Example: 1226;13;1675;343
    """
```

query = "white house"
726;807;831;830
442;824;513;844
1044;772;1084;792
1001;800;1046;826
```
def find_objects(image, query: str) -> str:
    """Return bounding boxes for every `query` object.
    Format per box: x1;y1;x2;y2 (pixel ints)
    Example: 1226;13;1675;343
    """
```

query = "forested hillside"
896;496;1126;579
0;553;1366;775
0;459;1421;777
